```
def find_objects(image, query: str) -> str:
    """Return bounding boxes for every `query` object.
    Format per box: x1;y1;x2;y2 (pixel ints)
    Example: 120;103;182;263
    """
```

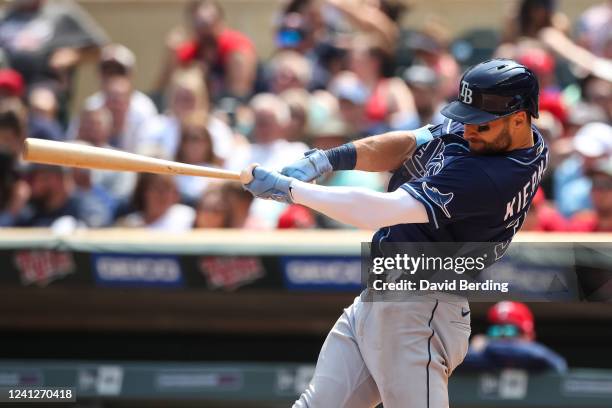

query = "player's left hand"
242;165;294;203
281;149;332;182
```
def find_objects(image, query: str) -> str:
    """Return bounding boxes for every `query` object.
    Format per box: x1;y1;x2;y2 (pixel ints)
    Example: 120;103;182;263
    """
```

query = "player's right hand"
281;149;333;182
242;165;294;203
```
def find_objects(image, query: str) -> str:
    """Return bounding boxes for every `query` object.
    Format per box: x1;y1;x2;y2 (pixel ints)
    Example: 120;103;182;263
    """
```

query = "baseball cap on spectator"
402;64;438;87
99;44;135;76
277;204;315;229
518;48;555;76
573;122;612;158
408;32;442;54
329;75;368;105
539;91;567;124
487;301;535;340
566;102;607;127
0;69;24;97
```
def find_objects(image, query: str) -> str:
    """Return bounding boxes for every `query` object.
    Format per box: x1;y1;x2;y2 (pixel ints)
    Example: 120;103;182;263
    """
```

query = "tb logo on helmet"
460;81;473;104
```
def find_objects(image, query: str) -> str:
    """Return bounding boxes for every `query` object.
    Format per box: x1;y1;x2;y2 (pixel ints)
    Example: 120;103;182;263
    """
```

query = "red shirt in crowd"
176;29;255;69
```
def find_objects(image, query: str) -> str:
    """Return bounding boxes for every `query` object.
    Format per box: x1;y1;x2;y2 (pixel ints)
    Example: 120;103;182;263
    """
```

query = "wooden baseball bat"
22;138;255;183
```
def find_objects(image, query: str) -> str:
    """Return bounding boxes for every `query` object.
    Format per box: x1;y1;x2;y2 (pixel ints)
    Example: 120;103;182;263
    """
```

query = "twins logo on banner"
199;257;264;291
14;250;75;287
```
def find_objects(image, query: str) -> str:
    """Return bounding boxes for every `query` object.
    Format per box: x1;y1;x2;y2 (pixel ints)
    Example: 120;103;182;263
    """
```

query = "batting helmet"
441;58;539;125
487;301;535;339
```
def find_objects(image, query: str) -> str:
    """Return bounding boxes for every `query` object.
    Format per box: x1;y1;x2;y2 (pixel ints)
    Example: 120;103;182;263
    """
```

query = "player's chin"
468;141;499;155
467;140;484;151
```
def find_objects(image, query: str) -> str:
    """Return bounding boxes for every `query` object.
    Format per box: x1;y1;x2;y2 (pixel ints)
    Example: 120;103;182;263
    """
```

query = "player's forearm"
353;131;417;172
290;180;428;230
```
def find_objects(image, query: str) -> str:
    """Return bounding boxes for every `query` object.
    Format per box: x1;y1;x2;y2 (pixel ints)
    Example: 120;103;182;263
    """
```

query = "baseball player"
242;59;549;408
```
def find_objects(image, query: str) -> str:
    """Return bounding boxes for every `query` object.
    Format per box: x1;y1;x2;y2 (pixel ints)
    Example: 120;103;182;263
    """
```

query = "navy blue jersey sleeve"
401;157;500;229
429;118;464;138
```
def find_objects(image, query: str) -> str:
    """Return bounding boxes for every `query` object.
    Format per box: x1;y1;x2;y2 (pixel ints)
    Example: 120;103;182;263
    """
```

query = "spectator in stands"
321;0;409;54
554;122;612;217
0;101;29;226
499;0;612;82
227;93;308;228
227;93;307;171
0;0;108;124
274;5;343;91
275;11;318;55
0;98;26;157
79;44;157;150
194;184;227;228
349;36;418;132
327;71;369;138
462;301;567;373
0;68;24;99
521;187;569;231
402;64;445;126
582;76;612;123
280;88;311;143
408;20;461;101
138;66;234;163
27;85;64;141
565;157;612;232
564;101;607;140
70;143;116;228
99;76;141;152
174;115;223;205
277;204;316;229
267;51;313;94
220;182;265;229
193;181;263;229
518;47;567;125
75;106;136;204
16;164;84;228
576;0;612;58
157;0;257;102
502;0;570;42
117;173;195;231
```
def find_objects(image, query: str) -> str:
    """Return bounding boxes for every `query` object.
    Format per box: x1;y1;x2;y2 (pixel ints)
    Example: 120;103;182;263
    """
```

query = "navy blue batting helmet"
441;58;539;125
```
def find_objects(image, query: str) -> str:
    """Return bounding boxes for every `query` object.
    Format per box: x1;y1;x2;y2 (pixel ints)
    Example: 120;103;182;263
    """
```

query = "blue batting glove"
243;166;294;203
281;149;332;182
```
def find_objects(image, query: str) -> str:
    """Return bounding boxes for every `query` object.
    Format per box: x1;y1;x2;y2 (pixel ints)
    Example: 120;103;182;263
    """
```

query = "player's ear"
511;111;527;129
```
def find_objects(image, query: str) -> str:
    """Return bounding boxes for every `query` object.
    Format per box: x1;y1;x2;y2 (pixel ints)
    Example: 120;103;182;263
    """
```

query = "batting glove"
281;149;332;182
243;166;294;203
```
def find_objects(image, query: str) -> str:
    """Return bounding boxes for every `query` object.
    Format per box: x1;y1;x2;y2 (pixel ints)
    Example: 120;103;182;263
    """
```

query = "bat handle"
240;163;259;184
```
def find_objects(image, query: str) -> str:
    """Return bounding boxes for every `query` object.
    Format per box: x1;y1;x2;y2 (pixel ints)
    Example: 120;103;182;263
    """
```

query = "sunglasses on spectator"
487;324;520;338
100;61;129;76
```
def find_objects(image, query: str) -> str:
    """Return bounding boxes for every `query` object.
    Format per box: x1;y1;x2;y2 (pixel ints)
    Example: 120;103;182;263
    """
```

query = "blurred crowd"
0;0;611;232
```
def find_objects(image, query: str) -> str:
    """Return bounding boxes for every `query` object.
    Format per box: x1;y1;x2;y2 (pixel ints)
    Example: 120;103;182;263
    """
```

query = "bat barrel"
22;138;243;182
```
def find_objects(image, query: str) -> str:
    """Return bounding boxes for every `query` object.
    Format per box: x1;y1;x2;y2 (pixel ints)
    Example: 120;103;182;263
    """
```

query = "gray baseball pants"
293;292;471;408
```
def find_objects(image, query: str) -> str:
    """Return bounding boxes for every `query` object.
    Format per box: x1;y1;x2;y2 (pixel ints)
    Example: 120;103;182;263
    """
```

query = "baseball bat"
22;138;255;183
